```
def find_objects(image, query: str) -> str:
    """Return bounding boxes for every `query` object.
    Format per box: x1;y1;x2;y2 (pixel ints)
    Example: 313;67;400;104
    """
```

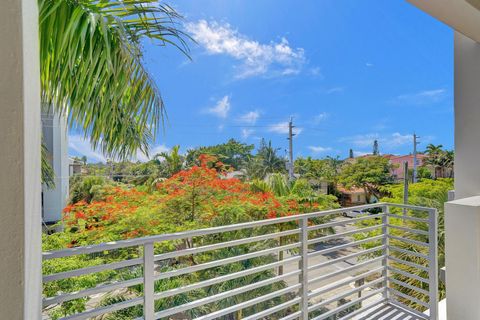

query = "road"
282;217;384;311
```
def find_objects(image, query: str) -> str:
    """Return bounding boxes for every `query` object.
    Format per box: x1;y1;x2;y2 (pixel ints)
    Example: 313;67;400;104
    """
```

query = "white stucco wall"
42;110;69;223
0;0;42;318
453;32;480;199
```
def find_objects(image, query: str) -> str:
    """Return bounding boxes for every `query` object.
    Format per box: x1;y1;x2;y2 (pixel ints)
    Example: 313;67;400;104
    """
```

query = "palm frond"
39;0;191;159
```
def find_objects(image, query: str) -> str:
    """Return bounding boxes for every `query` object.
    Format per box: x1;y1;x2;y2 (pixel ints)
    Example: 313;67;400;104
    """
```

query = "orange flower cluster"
61;155;326;246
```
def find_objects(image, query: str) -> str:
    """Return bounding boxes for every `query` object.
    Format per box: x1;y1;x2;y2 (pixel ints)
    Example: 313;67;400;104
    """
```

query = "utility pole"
287;117;295;180
403;161;409;215
413;133;420;183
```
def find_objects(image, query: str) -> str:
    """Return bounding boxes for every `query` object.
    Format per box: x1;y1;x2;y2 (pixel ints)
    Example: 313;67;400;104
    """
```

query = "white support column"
454;31;480;199
443;31;480;320
0;0;42;319
445;197;480;319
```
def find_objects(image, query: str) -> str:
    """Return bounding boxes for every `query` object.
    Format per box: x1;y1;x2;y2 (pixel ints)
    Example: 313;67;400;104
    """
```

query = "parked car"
342;210;365;218
342;207;382;218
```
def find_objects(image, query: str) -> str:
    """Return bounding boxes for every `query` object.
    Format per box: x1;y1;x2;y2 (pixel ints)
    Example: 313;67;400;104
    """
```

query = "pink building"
389;154;426;180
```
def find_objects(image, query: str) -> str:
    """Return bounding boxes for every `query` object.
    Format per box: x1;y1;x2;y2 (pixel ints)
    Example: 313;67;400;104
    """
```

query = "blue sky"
69;0;454;162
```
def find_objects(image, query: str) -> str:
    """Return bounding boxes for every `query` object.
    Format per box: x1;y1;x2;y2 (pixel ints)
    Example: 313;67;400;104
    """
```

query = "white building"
41;110;69;224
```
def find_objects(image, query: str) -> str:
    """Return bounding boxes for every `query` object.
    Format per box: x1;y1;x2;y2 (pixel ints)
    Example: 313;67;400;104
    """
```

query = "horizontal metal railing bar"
43;203;386;259
43;277;143;307
388;266;429;284
60;297;143;320
41;202;438;320
388;235;429;247
338;299;386;320
386;213;429;223
308;277;385;313
388;255;429;272
308;246;385;272
307;214;384;231
310;288;384;320
387;203;434;212
278;311;302;320
388;245;429;260
388;287;430;309
155;242;301;281
308;266;386;299
43;258;143;283
309;256;385;285
389;277;430;296
154;255;301;300
387;224;429;236
308;225;382;245
154;228;301;262
192;284;302;320
242;297;301;320
389;299;429;319
154;270;301;319
309;235;385;258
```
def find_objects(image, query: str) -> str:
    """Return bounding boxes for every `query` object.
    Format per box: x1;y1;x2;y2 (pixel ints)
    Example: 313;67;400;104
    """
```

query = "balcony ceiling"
407;0;480;43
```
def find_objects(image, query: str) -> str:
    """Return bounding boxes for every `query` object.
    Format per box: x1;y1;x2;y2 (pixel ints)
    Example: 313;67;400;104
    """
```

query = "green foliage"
424;144;454;179
39;0;190;167
356;179;453;310
155;145;184;177
338;156;394;202
69;176;108;204
185;139;254;170
295;157;335;182
266;173;290;197
41;141;55;189
244;139;287;179
44;162;340;318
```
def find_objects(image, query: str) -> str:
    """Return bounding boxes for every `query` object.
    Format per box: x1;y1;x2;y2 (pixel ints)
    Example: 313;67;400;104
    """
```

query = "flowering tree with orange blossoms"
43;155;339;319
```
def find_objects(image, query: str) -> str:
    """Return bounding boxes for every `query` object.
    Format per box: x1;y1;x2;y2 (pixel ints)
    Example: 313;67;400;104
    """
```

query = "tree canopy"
40;0;191;186
338;156;394;202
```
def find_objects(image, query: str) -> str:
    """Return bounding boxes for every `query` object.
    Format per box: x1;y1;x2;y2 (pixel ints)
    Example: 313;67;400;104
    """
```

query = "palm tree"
155;145;184;177
39;0;190;183
424;144;454;178
257;139;287;177
424;144;444;178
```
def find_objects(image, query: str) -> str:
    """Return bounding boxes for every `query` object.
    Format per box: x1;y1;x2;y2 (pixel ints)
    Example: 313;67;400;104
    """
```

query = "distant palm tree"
424;144;453;178
257;139;287;177
156;145;184;177
39;0;190;183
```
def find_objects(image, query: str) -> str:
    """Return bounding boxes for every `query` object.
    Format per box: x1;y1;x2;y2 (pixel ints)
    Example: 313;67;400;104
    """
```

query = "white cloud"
238;110;260;124
267;122;303;135
241;128;254;139
366;62;374;67
69;134;170;163
185;20;306;79
68;135;106;163
340;132;419;150
353;151;370;157
313;112;328;124
135;145;169;162
308;146;332;154
309;67;323;77
326;87;345;94
206;96;231;118
393;89;447;105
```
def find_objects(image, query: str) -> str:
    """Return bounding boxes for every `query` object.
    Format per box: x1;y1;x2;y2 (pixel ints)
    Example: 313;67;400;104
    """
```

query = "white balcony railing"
42;203;438;320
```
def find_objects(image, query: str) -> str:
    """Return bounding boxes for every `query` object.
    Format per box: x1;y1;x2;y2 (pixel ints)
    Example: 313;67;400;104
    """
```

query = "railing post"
300;217;309;320
382;205;390;302
428;208;438;320
144;242;155;320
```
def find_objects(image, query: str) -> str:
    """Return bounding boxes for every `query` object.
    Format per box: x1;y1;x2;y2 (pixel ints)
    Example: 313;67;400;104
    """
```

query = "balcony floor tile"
352;303;427;320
